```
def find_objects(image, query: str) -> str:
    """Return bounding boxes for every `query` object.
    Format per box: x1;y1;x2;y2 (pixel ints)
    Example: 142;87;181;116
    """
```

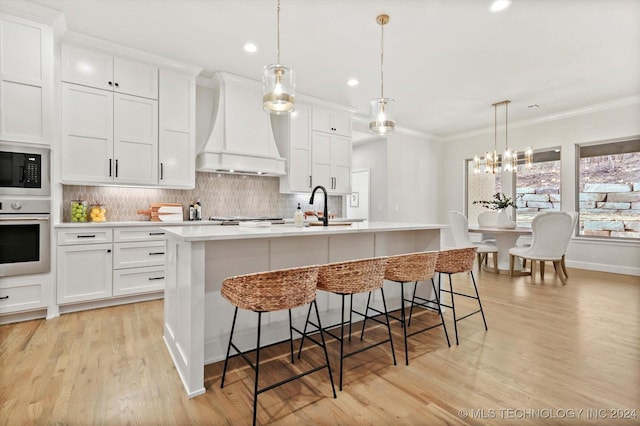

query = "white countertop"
161;221;447;242
54;220;224;228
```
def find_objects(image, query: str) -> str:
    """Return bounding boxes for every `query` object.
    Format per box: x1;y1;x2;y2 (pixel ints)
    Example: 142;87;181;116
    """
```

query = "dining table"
468;226;533;275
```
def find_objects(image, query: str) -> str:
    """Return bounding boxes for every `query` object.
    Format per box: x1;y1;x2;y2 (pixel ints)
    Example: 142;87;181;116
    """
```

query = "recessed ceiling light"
489;0;512;13
243;43;257;53
347;78;359;87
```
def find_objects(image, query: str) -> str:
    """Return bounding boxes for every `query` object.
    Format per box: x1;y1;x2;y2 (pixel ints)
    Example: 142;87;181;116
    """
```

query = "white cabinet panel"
61;44;113;91
113;94;158;184
0;274;48;314
113;266;164;296
114;57;158;99
312;107;351;137
57;228;113;245
57;243;113;304
114;227;166;242
311;132;351;194
113;240;165;269
61;83;113;183
0;14;52;144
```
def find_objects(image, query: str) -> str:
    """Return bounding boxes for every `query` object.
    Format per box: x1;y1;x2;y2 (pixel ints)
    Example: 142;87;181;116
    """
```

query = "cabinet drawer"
114;227;166;242
113;266;164;296
0;276;47;314
57;228;113;245
113;241;166;269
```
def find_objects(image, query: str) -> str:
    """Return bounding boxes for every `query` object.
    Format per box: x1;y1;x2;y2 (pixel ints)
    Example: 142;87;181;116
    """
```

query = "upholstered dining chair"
477;210;499;245
448;211;497;270
508;212;573;284
561;211;579;277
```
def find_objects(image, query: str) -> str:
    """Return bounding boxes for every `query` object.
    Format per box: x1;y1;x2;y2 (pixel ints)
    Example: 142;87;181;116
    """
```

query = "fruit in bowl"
88;204;107;222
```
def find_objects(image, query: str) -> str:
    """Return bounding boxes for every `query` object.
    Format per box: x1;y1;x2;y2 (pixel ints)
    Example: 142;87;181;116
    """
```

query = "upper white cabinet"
276;103;313;193
158;69;196;188
312;106;352;137
61;82;158;185
311;132;352;194
0;13;54;145
61;44;158;99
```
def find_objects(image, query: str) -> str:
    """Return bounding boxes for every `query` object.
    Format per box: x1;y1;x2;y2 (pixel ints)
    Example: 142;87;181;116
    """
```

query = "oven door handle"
0;216;50;221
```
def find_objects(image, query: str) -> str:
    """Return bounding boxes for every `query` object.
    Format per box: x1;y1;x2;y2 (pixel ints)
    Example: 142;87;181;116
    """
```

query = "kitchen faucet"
309;185;329;226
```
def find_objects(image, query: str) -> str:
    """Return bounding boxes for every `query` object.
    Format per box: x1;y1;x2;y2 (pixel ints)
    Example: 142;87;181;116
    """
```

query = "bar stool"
297;257;396;391
220;265;336;426
362;251;450;365
416;247;488;345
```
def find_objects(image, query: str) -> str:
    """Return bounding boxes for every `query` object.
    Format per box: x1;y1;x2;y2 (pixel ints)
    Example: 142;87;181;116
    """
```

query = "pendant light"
500;100;518;172
263;0;295;114
474;100;525;174
369;14;395;135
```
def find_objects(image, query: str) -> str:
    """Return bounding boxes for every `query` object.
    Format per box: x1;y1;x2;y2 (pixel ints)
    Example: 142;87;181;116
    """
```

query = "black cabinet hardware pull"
77;234;96;238
115;82;119;87
108;81;113;86
149;232;165;236
107;249;111;253
115;159;119;178
109;159;112;177
149;252;165;256
309;175;312;188
160;162;164;180
0;295;8;300
148;277;164;281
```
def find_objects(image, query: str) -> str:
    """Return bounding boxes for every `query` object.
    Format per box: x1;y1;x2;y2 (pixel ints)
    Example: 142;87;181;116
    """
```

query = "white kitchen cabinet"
312;106;351;137
113;266;164;297
158;69;196;188
311;131;352;194
57;243;113;304
61;82;158;185
276;103;313;193
0;13;53;145
61;44;158;100
0;273;49;315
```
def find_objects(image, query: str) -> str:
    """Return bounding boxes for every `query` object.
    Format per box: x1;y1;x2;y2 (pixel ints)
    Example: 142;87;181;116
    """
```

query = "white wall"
439;98;640;275
353;138;387;221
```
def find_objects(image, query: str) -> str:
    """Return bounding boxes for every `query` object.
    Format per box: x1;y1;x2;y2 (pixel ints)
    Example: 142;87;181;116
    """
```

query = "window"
577;138;640;239
466;149;561;227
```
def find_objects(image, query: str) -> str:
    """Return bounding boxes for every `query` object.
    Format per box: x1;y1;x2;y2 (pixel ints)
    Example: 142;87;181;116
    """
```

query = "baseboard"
566;260;640;276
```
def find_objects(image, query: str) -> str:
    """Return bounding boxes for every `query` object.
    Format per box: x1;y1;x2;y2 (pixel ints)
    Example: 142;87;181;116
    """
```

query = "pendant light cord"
494;104;497;153
276;0;281;64
505;101;509;150
380;21;385;98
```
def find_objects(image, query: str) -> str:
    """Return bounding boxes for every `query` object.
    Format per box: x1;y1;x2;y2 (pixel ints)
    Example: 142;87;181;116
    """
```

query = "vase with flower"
473;192;519;228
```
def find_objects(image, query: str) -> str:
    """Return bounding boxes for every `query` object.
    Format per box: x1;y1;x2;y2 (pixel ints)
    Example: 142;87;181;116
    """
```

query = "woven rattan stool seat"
384;251;438;282
221;265;318;312
435;247;476;274
317;257;387;294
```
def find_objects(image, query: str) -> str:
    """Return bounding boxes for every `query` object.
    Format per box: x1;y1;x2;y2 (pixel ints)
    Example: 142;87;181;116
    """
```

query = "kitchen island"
161;222;447;397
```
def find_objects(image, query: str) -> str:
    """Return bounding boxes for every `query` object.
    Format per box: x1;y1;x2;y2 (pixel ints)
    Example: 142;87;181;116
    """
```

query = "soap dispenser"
294;203;304;228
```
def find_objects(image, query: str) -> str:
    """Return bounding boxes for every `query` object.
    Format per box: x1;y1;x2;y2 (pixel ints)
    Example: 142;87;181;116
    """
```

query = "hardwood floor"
1;268;639;425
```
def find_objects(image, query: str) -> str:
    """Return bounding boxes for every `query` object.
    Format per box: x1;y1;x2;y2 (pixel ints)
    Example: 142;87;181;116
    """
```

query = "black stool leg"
431;277;450;347
339;294;346;391
221;306;239;388
288;309;294;363
379;288;397;366
348;294;354;342
408;281;418;327
447;273;459;345
252;312;263;426
297;303;314;359
312;300;337;398
360;291;372;340
470;271;488;330
400;281;409;365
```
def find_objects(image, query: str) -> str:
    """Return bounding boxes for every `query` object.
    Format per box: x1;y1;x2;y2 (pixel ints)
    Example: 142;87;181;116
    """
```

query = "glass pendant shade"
369;98;395;134
263;64;295;114
524;146;534;168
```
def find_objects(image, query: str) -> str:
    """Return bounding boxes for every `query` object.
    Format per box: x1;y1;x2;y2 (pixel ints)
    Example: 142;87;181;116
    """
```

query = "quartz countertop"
161;221;448;242
54;220;224;228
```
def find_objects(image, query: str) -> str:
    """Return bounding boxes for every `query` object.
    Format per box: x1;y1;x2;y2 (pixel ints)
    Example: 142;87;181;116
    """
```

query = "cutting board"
137;203;183;222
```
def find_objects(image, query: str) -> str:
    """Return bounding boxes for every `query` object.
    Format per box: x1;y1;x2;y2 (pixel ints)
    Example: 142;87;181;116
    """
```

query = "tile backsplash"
62;172;343;222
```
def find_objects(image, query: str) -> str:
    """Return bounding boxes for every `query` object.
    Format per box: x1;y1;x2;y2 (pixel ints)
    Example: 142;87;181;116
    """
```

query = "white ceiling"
27;0;640;138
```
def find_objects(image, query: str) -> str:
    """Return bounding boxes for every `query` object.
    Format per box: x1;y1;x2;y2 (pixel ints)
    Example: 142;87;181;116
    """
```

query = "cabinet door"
114;57;158;100
0;14;53;144
311;107;351;137
311;132;332;190
61;83;114;183
61;44;113;91
331;135;352;194
288;104;312;192
113;93;158;185
0;274;48;314
113;266;164;296
330;110;352;137
57;244;112;304
158;69;195;188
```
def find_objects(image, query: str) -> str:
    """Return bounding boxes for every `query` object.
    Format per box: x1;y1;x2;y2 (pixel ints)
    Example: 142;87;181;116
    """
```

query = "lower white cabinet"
0;273;49;315
56;226;166;308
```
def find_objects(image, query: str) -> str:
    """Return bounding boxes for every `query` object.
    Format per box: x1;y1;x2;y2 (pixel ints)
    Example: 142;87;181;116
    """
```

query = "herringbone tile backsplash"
62;172;343;222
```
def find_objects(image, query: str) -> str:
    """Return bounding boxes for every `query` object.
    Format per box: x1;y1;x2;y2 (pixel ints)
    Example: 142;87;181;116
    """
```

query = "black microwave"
0;145;50;196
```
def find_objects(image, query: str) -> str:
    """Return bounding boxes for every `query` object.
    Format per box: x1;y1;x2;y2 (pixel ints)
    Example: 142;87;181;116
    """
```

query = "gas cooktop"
208;216;285;225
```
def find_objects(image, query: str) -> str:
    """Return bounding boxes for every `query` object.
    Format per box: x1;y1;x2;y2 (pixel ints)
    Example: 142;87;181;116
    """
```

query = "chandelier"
474;100;533;174
262;0;295;114
369;14;395;135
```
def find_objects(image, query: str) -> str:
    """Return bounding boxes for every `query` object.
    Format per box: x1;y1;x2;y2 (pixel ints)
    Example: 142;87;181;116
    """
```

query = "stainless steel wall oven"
0;198;50;277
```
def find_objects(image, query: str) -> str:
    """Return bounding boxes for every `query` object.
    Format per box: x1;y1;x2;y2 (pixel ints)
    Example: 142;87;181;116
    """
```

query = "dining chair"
477;210;499;245
448;211;497;270
561;211;580;277
508;212;573;284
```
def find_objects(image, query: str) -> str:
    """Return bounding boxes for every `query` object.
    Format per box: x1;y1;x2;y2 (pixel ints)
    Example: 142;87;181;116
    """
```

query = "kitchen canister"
88;203;107;222
70;200;87;222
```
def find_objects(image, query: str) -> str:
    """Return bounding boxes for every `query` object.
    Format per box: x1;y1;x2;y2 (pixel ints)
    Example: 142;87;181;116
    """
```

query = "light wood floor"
1;268;639;425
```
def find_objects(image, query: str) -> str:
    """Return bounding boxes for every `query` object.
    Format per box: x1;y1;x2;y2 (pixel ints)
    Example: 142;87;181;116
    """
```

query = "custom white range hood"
196;72;286;176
